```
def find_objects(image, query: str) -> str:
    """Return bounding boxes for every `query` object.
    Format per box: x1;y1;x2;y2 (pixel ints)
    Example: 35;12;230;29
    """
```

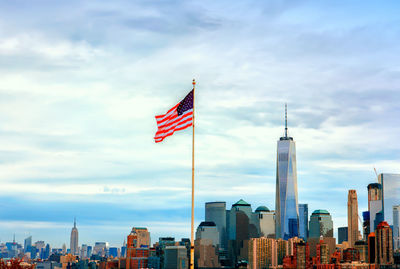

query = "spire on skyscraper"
285;103;288;138
74;217;76;228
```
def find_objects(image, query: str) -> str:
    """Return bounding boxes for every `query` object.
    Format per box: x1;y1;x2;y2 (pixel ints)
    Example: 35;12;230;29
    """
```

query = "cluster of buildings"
1;107;399;269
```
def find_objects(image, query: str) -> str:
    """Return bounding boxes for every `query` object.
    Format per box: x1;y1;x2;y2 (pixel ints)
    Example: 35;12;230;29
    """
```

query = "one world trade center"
275;104;299;240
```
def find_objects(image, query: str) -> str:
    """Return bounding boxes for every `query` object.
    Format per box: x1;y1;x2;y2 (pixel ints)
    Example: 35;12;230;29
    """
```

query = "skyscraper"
368;183;384;233
275;104;299;240
298;204;308;241
205;202;227;250
393;205;400;250
378;173;400;225
347;190;359;248
70;218;79;255
24;236;32;253
308;210;334;238
338;227;348;244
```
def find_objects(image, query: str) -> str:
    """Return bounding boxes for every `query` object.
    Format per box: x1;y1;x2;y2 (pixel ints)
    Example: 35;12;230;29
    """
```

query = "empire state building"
275;104;299;240
70;218;79;255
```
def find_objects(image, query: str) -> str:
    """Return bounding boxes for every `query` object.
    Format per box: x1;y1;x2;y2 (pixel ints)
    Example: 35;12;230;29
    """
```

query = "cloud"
0;0;399;246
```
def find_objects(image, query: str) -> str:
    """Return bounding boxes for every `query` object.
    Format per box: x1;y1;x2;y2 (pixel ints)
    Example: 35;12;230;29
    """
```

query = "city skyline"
1;0;400;248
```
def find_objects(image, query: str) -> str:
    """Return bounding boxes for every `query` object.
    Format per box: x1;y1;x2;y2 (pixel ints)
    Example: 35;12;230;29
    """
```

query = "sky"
0;0;400;248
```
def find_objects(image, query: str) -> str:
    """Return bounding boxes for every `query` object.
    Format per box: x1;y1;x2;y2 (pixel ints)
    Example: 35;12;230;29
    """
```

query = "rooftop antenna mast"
285;103;288;138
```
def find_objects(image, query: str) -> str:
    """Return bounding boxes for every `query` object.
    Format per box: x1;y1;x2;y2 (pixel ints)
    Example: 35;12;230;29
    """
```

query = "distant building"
108;247;118;258
354;240;368;262
276;239;288;265
248;237;277;269
393;205;400;251
196;221;219;247
362;211;370;240
368;232;376;264
93;242;108;256
309;210;333;238
378;173;400;225
275;105;299;240
194;239;220;268
126;228;150;269
70;218;79;256
316;240;329;265
227;199;257;265
338;227;348;244
164;246;188;269
24;236;32;253
368;183;384;233
254;206;275;238
375;221;394;265
298;204;308;241
348;190;359;248
205;202;227;250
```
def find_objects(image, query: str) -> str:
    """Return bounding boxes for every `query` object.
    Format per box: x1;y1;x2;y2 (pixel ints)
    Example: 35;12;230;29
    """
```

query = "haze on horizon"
0;0;399;247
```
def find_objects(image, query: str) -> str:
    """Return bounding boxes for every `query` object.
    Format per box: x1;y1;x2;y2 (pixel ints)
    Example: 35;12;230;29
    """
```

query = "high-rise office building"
347;190;359;248
24;236;32;253
378;173;400;225
375;221;394;265
195;221;219;247
309;210;333;238
338;227;348;244
205;202;227;250
275;104;299;240
254;206;275;238
126;228;150;269
368;183;384;233
393;205;400;250
70;218;79;255
129;227;150;248
298;204;308;241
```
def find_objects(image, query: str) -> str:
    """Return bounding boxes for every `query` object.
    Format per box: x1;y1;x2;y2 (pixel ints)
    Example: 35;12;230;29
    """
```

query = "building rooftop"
312;209;330;215
255;206;270;212
233;199;251;207
198;221;216;227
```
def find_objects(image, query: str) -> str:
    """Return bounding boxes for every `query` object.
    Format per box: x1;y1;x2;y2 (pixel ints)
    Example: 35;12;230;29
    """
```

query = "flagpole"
190;78;196;269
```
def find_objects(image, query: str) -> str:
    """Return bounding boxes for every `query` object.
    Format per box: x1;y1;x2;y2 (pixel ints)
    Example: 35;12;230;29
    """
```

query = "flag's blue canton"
177;90;193;116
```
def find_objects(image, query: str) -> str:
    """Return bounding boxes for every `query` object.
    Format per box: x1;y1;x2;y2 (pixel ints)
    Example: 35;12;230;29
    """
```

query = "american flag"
154;90;193;143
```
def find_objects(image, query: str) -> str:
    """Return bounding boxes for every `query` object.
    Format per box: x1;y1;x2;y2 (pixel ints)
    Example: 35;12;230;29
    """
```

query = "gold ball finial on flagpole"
192;79;196;86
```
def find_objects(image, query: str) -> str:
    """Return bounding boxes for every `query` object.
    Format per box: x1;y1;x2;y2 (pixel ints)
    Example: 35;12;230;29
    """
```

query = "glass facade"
338;227;348;244
308;210;333;238
275;137;299;240
205;202;227;250
298;204;309;241
393;205;400;250
379;173;400;225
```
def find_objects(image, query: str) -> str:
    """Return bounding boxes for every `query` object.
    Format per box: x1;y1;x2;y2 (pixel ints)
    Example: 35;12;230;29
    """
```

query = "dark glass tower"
275;104;299;240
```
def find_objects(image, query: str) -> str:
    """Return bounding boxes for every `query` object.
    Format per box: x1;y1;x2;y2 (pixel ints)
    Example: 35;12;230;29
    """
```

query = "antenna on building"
74;217;76;228
285;103;288;138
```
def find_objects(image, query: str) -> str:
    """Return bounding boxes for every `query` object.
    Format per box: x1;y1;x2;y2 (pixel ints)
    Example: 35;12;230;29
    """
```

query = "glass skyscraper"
298;204;308;241
275;105;299;240
309;210;334;238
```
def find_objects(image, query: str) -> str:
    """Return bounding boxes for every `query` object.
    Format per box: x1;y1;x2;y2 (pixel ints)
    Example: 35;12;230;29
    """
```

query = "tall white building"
275;104;299;240
70;218;79;255
394;205;400;250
